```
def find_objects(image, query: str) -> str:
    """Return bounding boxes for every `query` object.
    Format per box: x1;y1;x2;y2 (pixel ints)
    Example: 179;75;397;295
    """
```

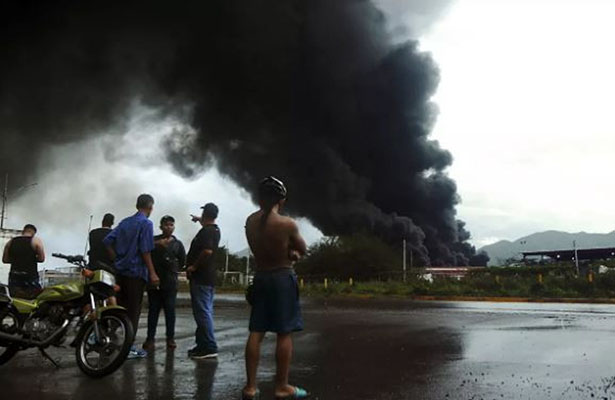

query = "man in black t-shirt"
2;224;45;299
85;213;116;305
143;215;186;351
88;213;115;270
186;203;221;359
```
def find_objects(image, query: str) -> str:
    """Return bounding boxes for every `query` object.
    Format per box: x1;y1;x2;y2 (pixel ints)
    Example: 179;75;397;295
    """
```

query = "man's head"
22;224;37;236
160;215;175;237
102;213;115;228
258;176;287;211
136;194;155;217
200;203;219;224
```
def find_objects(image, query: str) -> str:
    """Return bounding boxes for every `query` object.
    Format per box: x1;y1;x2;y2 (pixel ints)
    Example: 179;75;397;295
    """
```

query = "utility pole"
245;252;250;286
223;245;229;285
83;215;93;259
573;240;580;275
1;173;7;230
0;173;37;231
402;239;407;282
225;247;229;274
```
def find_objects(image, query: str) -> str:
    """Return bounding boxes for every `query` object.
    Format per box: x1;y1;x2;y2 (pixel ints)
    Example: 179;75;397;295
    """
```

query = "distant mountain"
233;248;252;258
479;230;615;266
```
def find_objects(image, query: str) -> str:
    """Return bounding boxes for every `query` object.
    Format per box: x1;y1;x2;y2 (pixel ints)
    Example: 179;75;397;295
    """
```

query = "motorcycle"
0;253;133;378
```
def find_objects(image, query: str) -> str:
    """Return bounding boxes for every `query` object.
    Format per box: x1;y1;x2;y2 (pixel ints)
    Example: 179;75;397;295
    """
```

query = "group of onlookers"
94;196;221;360
2;176;310;399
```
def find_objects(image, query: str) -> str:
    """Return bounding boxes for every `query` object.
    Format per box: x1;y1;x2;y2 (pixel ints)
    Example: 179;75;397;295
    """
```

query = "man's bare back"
245;209;307;271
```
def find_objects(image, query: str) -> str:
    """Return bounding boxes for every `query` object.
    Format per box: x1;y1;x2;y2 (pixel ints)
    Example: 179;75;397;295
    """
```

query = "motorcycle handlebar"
52;253;85;263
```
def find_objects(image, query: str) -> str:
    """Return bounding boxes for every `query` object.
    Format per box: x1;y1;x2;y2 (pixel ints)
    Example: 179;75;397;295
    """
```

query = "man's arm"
142;252;159;286
32;237;45;263
192;249;214;271
139;221;159;285
103;228;118;261
187;247;214;275
154;236;170;248
2;240;11;264
288;219;307;257
186;229;219;275
177;242;187;269
106;246;117;262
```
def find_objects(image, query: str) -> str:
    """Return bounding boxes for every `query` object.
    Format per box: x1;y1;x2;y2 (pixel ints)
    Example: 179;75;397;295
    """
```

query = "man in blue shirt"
104;194;159;359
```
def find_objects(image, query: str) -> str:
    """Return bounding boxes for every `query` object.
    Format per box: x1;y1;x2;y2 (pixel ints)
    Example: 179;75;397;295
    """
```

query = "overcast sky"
3;0;615;271
420;0;615;247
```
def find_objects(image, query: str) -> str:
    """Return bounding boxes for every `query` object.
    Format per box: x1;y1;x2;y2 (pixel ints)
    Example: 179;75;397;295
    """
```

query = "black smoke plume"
0;0;477;265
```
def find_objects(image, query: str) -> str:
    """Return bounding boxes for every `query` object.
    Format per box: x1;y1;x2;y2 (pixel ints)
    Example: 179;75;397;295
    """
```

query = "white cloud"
419;0;615;247
3;110;322;271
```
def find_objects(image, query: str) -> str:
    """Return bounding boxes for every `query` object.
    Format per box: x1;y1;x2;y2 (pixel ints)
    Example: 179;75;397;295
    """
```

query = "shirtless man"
242;176;309;400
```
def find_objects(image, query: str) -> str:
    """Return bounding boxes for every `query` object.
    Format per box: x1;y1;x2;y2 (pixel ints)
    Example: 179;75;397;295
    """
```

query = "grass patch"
295;270;615;299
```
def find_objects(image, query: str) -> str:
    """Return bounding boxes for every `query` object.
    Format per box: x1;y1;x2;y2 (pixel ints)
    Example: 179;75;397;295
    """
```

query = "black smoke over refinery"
0;0;479;265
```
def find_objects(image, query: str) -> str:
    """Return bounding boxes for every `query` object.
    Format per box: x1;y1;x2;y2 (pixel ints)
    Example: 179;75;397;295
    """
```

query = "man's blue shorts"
249;268;304;334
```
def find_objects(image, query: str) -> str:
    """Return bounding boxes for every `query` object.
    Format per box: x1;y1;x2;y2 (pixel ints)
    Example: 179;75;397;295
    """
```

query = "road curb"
331;294;615;304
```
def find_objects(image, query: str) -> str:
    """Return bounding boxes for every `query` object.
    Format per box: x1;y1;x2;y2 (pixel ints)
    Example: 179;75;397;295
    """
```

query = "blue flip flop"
275;386;309;399
242;389;260;400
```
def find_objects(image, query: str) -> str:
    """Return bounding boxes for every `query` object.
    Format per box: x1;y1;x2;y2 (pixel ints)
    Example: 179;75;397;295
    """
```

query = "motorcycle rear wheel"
0;306;20;365
0;344;19;365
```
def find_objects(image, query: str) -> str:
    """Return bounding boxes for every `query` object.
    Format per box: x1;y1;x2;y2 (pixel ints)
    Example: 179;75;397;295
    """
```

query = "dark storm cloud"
0;0;475;265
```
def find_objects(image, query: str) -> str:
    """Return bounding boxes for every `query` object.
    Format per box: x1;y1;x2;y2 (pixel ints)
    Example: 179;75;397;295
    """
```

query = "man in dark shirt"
85;213;117;305
103;194;159;359
2;224;45;299
88;213;115;270
186;202;221;359
143;215;186;351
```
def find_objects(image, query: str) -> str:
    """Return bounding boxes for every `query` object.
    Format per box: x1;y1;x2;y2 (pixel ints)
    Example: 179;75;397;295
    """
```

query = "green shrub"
295;234;401;281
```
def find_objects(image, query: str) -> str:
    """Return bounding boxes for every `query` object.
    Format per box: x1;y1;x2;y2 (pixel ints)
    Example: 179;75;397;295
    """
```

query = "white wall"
0;237;9;284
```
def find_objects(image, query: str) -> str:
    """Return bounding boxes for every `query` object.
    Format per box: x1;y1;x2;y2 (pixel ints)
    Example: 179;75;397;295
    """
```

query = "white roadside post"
402;239;407;283
573;240;580;276
223;245;229;285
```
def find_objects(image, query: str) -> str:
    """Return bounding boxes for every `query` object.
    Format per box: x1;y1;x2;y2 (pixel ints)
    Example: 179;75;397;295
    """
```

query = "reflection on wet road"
2;296;615;399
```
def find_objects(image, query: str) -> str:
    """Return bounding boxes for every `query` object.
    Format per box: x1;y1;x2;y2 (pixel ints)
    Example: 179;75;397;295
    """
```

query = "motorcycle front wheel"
75;309;133;378
0;305;20;365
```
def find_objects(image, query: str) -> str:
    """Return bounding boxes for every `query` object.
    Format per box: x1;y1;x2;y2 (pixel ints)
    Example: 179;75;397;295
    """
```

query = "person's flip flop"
241;389;260;400
275;386;309;400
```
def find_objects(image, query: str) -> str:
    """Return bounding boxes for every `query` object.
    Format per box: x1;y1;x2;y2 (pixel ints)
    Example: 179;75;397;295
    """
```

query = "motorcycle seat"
8;286;41;300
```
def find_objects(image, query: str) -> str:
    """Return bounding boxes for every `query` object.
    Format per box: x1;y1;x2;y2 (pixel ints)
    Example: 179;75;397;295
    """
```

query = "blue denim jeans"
190;282;217;352
146;287;178;340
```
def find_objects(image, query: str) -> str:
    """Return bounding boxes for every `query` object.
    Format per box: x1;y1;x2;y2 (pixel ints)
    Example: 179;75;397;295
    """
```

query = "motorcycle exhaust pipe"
0;320;69;347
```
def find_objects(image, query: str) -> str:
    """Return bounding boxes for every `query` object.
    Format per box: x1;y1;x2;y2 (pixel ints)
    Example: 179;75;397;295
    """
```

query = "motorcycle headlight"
89;270;116;298
99;271;115;287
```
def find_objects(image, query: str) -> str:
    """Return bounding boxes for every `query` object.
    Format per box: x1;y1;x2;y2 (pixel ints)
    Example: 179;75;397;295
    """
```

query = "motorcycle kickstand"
39;348;61;369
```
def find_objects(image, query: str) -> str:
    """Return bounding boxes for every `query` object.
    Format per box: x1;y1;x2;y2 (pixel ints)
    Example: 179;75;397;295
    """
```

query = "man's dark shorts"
8;272;41;299
249;268;303;334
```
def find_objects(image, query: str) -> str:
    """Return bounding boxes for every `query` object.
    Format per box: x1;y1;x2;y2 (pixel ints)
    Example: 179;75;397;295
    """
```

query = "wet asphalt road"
2;296;615;399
